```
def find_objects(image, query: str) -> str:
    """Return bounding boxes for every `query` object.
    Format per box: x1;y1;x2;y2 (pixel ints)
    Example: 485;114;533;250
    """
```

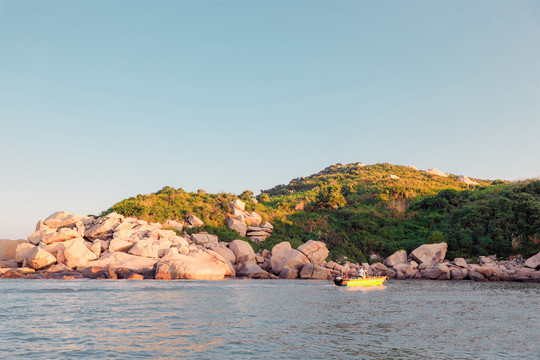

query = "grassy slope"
101;163;540;261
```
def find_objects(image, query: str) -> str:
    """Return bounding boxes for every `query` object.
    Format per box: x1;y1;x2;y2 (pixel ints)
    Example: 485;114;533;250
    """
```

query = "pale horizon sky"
1;0;539;239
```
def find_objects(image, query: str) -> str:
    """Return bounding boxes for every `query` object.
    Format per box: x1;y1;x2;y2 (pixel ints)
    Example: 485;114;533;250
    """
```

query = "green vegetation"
101;163;540;262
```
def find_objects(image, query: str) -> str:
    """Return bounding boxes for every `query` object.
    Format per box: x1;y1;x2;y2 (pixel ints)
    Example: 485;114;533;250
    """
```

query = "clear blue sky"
1;0;539;239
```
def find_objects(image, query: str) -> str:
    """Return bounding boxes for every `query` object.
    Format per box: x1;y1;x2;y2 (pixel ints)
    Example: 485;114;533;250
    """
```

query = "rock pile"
2;213;538;283
0;211;330;281
363;243;540;282
224;199;273;243
0;211;231;280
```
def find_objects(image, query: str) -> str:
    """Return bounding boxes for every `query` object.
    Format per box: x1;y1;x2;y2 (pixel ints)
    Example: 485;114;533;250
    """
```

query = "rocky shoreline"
1;209;539;282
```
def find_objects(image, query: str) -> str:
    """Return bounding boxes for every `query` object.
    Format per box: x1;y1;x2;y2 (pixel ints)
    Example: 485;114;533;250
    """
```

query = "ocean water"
0;279;538;360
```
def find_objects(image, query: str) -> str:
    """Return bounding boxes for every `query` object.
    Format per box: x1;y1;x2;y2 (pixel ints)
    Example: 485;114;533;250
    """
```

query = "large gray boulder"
85;213;123;240
524;252;540;270
228;240;256;264
273;249;309;276
210;245;236;265
421;264;450;280
410;243;447;266
297;240;329;266
225;218;248;237
128;239;160;258
63;241;98;269
190;233;218;248
270;241;292;273
154;252;226;280
15;243;36;264
384;250;407;267
108;239;135;253
42;211;93;229
25;247;56;270
299;263;330;280
453;258;468;268
0;239;29;261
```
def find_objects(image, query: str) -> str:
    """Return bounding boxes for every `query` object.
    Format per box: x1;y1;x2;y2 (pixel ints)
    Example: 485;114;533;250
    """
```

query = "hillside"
102;163;540;261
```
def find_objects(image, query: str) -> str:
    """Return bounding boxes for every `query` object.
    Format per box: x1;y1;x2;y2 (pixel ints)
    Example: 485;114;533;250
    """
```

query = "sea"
0;279;538;360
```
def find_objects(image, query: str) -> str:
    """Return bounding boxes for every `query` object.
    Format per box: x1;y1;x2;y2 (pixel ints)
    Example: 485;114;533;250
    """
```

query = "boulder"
43;211;91;229
46;263;70;273
468;269;486;281
108;239;135;253
393;263;416;278
524;252;540;270
85;214;122;240
450;267;468;280
114;219;139;232
225;218;248;237
369;262;388;276
272;249;309;275
86;252;158;275
192;249;235;277
170;236;189;248
128;239;160;258
0;259;18;268
457;175;478;185
260;222;273;230
163;219;183;232
474;266;494;278
510;268;537;282
421;264;450;280
40;227;81;245
113;229;142;243
15;243;36;263
190;233;218;248
244;214;262;227
228;240;256;264
155;253;226;280
453;258;468;268
246;231;271;238
236;262;265;277
210;245;236;265
25;247;56;270
369;254;382;262
80;266;116;279
384;250;407;267
185;215;204;227
410;243;447;266
425;168;448;177
478;256;496;267
297;240;329;266
115;267;144;280
299;263;330;280
89;242;101;258
63;241;98;269
279;267;299;279
0;239;29;261
230;199;246;211
270;241;292;273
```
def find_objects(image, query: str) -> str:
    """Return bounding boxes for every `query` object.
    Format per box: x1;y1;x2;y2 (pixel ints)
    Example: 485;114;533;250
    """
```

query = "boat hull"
334;276;386;286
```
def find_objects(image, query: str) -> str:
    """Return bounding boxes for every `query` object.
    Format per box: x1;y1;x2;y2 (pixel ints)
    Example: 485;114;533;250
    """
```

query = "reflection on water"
0;279;538;359
343;284;387;292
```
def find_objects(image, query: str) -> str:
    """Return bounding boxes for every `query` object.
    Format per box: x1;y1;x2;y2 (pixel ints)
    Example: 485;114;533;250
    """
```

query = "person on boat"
342;264;349;280
358;267;366;279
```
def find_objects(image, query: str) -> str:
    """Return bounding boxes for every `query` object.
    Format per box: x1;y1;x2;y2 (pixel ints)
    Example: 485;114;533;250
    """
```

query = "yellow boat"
333;276;387;286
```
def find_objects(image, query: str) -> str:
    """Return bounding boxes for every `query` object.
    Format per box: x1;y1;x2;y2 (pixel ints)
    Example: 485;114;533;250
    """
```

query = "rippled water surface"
1;279;538;359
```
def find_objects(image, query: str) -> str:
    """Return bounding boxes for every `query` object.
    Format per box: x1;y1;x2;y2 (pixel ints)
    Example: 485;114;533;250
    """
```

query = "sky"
0;0;539;239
